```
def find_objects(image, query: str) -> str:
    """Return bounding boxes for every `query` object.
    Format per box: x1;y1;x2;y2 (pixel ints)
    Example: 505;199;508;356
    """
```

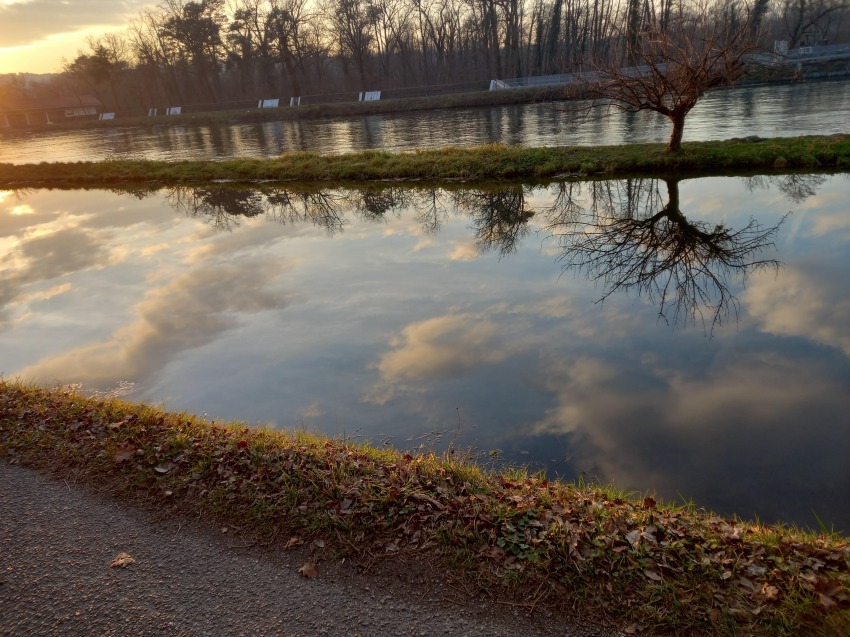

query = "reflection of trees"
742;174;828;203
165;188;266;231
453;186;535;256
264;189;348;235
165;186;348;234
350;187;409;220
547;179;786;330
157;179;793;330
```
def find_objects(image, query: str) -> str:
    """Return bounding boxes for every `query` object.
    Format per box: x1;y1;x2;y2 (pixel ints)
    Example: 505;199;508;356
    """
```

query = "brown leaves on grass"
1;381;849;637
113;443;137;463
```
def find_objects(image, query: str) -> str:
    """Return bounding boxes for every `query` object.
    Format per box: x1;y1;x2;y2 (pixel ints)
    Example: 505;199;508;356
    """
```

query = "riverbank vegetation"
1;135;848;188
2;0;847;125
1;381;848;636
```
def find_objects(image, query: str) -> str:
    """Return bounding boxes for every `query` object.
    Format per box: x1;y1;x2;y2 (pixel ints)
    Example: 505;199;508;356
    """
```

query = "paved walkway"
0;462;616;637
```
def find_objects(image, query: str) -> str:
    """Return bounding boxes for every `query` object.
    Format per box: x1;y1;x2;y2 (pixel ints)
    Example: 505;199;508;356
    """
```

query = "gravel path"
0;462;618;637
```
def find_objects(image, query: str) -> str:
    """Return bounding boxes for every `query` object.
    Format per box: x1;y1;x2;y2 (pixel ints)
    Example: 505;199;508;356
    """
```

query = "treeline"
6;0;850;111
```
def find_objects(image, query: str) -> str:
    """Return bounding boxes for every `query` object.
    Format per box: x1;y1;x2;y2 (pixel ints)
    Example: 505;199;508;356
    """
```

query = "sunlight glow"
10;204;34;215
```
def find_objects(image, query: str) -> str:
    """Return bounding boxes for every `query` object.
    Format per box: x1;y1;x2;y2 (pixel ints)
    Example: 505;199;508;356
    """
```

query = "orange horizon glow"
0;26;112;75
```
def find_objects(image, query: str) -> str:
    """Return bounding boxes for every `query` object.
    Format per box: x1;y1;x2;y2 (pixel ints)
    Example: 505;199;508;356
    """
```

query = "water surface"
1;80;849;164
1;176;848;532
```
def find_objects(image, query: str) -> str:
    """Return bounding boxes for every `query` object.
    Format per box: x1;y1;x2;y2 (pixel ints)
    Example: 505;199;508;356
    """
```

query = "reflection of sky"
2;177;849;533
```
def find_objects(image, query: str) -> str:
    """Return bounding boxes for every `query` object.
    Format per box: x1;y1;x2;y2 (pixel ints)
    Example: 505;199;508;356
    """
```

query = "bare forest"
2;0;849;113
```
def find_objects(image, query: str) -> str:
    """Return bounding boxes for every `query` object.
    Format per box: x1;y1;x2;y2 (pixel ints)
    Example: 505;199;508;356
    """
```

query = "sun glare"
10;204;34;216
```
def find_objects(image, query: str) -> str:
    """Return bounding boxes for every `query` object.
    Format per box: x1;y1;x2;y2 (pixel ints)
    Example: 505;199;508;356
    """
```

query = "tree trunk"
668;114;685;151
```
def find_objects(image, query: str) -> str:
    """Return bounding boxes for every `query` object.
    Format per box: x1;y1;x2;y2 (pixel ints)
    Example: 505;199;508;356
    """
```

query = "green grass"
1;381;848;636
1;135;848;188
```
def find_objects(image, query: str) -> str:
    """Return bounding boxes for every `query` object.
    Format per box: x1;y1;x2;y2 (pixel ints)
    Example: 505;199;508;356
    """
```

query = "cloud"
0;0;151;48
365;312;523;405
528;349;850;527
449;241;479;261
376;314;511;382
16;257;291;388
744;265;850;357
0;225;111;323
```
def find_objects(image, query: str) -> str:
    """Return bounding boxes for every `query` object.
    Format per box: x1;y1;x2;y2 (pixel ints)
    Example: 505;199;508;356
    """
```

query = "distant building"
0;95;102;128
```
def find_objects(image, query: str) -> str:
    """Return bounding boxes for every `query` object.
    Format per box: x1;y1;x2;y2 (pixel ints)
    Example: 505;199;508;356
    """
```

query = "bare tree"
579;2;762;151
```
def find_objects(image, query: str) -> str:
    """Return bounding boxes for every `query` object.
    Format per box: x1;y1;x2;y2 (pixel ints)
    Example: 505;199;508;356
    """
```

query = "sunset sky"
0;0;152;74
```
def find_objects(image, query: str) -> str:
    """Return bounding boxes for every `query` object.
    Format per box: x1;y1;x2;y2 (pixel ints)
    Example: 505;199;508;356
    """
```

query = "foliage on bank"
1;135;849;188
1;382;848;636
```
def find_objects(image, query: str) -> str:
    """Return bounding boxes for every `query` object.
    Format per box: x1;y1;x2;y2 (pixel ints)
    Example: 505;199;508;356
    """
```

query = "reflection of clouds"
0;225;112;324
378;314;510;380
17;258;291;389
745;266;850;357
529;349;850;526
366;313;520;404
300;402;325;419
449;241;479;261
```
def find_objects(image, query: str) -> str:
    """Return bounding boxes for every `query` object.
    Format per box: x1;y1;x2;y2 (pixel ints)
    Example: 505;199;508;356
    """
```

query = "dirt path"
0;462;617;637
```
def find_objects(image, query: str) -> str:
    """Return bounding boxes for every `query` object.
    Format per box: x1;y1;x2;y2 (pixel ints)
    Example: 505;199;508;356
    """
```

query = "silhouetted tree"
581;1;762;151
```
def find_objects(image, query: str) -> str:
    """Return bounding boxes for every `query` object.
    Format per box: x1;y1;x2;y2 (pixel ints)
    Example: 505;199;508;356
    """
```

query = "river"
1;80;849;164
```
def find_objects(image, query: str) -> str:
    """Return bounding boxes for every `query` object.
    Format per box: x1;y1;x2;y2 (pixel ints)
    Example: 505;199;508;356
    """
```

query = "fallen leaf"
312;539;325;549
237;440;248;449
114;443;137;463
643;570;662;582
298;562;319;578
643;497;657;510
154;461;175;474
817;593;837;609
746;564;767;577
762;585;780;602
284;537;303;550
110;552;136;568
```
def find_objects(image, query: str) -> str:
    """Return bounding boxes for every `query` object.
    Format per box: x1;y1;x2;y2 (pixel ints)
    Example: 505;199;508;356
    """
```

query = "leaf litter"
1;381;848;636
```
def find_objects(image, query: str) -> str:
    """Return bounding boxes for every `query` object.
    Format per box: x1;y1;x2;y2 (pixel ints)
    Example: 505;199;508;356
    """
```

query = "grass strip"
1;135;849;188
1;381;848;636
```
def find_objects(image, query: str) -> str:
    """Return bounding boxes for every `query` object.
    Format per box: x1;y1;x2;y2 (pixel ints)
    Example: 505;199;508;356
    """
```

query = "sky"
0;0;152;74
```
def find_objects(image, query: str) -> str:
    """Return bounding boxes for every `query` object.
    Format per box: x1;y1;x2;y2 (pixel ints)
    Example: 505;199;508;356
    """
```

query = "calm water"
2;175;849;532
1;80;849;164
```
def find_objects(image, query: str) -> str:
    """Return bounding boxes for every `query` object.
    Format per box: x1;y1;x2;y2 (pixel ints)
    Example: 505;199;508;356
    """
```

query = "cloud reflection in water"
2;176;849;531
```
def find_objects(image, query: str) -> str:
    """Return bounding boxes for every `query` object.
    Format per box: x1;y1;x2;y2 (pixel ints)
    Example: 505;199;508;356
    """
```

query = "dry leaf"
298;562;319;578
110;552;136;568
154;461;175;474
762;585;780;602
114;443;137;463
817;592;838;609
284;537;303;550
643;570;662;582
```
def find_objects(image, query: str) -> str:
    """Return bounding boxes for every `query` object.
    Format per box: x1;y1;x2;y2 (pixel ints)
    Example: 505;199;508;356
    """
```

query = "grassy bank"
1;135;849;188
1;381;848;636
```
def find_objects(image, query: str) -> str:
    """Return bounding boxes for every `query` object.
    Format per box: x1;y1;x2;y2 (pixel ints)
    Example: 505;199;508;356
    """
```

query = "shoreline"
1;381;848;636
0;135;848;188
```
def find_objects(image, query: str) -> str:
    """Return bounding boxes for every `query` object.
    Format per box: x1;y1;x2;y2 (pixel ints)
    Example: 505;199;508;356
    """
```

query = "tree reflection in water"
546;178;786;330
453;186;534;256
159;176;801;329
